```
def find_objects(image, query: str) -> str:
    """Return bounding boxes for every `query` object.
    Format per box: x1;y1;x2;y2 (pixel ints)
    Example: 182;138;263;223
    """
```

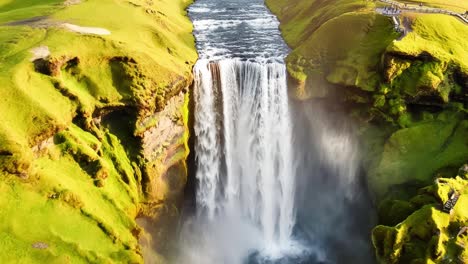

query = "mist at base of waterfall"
290;101;377;264
176;211;329;264
176;212;325;264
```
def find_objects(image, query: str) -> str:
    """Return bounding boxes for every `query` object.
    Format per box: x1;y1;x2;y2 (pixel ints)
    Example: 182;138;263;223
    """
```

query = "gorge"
0;0;467;263
177;0;375;263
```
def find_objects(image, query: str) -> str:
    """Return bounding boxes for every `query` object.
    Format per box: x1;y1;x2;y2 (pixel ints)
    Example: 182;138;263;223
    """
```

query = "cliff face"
267;0;468;262
0;0;196;262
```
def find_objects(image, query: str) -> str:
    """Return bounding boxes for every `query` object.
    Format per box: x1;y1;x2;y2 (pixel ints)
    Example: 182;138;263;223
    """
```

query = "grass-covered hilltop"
266;0;468;262
0;0;196;262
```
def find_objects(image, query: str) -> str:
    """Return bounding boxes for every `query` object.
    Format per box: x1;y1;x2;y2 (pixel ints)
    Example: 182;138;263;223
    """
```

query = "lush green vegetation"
0;0;196;262
373;167;468;263
267;0;468;196
399;0;468;13
267;0;468;262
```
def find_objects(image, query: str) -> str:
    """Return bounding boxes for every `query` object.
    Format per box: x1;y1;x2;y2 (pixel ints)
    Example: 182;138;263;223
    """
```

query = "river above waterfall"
176;0;376;263
188;0;289;61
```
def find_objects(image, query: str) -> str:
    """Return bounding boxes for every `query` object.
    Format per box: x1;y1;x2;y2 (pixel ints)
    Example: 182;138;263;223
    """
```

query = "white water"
176;0;376;263
189;59;302;262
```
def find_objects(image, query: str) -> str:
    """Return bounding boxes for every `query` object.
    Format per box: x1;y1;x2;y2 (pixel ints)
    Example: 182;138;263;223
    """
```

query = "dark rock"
33;56;79;77
0;150;13;156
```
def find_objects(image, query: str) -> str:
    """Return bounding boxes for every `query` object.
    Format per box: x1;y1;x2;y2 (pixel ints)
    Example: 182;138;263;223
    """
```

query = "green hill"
0;0;196;263
267;0;468;262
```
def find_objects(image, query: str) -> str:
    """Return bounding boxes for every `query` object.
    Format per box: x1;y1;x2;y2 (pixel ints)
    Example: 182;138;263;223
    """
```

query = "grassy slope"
267;0;394;98
399;0;468;13
267;0;468;262
0;0;196;263
267;0;468;196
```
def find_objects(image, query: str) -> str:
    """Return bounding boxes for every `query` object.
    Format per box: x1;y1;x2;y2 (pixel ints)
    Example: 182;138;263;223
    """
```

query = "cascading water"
177;0;309;262
193;59;299;256
177;0;376;263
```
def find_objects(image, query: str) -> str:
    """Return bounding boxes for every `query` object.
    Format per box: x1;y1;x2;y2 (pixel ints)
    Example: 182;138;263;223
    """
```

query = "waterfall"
176;0;376;263
191;59;299;260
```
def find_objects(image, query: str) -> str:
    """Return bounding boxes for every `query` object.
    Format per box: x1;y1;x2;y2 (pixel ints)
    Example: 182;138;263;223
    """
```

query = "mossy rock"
373;172;468;264
367;115;468;200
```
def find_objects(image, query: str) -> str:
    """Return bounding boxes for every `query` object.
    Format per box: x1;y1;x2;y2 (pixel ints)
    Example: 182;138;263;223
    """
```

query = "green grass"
0;0;63;23
397;0;468;13
268;0;468;195
0;122;143;263
268;0;468;261
0;0;196;262
267;0;400;97
0;0;197;153
390;14;468;73
266;0;373;48
368;114;468;199
267;0;468;100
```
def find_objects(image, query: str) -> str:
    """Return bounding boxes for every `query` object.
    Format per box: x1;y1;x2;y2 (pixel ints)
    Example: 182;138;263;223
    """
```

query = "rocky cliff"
0;0;196;262
266;0;468;262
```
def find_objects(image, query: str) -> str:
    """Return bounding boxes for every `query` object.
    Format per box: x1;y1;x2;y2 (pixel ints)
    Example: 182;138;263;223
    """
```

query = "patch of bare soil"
64;0;82;6
30;46;51;61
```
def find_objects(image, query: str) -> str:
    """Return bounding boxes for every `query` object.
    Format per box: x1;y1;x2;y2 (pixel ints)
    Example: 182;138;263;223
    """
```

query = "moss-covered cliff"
0;0;196;262
373;165;468;263
267;0;468;262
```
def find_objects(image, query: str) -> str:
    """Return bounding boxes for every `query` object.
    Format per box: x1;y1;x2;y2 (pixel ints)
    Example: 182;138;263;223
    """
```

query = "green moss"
368;115;468;199
373;174;468;264
286;63;307;83
378;199;416;226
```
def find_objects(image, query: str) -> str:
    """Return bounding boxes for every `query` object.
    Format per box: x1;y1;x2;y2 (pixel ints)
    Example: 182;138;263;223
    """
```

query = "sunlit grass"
0;0;196;262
